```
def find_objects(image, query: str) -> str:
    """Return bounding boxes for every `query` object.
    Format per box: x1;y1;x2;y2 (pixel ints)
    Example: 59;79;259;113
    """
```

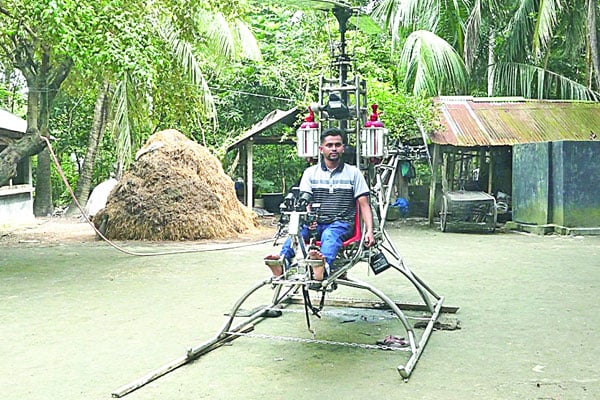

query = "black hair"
320;127;346;144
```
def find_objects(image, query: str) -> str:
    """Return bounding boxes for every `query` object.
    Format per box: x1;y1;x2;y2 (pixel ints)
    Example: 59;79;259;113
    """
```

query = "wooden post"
487;149;494;194
239;146;247;206
446;151;453;191
428;144;440;226
246;140;253;209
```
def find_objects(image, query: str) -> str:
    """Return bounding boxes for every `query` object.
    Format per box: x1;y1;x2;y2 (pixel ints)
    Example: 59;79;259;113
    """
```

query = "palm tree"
490;0;599;100
372;0;469;96
65;5;262;214
372;0;600;100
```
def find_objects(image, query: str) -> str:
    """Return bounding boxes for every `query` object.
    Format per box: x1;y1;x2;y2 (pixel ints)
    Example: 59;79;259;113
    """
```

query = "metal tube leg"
218;278;273;335
397;295;445;379
112;278;276;398
337;277;416;347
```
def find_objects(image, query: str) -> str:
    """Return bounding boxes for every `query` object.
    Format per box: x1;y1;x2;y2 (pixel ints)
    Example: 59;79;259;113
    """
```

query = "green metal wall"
513;140;600;227
551;141;600;227
512;142;551;225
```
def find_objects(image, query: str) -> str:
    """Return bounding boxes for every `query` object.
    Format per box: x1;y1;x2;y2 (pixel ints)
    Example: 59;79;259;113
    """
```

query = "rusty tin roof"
431;96;600;147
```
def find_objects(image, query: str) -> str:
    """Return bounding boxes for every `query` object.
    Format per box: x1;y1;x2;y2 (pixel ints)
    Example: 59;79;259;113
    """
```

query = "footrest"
304;259;324;267
264;257;282;267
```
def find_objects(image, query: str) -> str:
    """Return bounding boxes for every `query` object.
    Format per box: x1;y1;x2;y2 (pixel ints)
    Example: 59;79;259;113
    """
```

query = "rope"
40;136;272;256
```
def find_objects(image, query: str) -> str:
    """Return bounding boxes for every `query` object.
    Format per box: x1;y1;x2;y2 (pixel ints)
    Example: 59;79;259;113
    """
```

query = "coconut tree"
372;0;600;100
108;8;262;178
372;0;470;96
487;0;599;99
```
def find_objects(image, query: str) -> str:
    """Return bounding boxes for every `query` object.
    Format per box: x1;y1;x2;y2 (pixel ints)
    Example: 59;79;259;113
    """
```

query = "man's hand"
357;195;375;248
364;229;375;247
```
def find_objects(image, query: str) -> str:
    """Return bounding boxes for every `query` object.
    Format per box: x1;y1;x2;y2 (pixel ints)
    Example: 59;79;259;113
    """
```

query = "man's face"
320;135;345;162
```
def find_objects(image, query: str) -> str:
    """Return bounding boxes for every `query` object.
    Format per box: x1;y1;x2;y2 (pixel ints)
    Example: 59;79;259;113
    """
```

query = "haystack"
94;129;257;240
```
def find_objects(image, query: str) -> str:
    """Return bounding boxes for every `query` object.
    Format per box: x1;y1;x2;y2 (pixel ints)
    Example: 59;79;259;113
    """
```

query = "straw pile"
93;129;257;240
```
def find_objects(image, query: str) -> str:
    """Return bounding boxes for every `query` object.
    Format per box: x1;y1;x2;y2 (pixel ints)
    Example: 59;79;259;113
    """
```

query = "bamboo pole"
111;324;254;398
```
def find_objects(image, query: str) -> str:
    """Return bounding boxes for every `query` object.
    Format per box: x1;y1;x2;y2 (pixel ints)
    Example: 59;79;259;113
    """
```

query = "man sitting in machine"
265;127;375;282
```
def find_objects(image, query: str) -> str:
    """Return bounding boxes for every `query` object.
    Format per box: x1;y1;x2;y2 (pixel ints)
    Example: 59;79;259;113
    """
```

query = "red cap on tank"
365;104;384;128
301;108;318;129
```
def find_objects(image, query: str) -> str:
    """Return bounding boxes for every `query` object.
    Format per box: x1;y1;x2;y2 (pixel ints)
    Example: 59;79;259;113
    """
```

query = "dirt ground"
1;217;600;399
0;216;274;245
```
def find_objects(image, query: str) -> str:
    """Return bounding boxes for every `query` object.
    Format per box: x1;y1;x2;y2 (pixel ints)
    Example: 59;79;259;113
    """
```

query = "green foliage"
217;3;441;191
400;30;468;96
46;86;117;206
373;0;600;99
50;152;77;207
493;62;599;100
215;3;332;185
6;0;600;208
367;80;438;141
254;144;306;195
367;80;438;187
0;0;154;77
0;65;27;115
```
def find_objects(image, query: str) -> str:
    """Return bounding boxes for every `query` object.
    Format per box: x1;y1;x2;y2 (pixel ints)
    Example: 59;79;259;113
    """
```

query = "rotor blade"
263;0;353;12
305;0;353;11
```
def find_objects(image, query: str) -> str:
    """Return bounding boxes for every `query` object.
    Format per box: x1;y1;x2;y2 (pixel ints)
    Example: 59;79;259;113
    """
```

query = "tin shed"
0;109;33;223
429;96;600;232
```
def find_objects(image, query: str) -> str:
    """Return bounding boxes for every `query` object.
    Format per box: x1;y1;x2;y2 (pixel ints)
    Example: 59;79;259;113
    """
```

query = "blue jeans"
280;220;353;274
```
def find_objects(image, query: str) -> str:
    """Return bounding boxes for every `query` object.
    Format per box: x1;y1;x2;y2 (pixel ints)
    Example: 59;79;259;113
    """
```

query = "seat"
315;204;362;248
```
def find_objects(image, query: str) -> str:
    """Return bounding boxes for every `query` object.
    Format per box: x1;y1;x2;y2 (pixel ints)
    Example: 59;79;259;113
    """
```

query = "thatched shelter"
95;129;257;240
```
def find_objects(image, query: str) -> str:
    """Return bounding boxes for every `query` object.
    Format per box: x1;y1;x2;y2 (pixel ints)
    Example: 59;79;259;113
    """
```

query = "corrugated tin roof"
0;109;27;135
431;96;600;147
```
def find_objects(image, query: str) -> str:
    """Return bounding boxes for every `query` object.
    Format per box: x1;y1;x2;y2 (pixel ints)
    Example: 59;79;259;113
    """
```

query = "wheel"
440;196;448;232
490;200;498;233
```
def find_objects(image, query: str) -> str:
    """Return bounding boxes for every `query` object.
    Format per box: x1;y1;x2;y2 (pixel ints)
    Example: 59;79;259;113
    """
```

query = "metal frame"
112;4;452;397
111;127;448;398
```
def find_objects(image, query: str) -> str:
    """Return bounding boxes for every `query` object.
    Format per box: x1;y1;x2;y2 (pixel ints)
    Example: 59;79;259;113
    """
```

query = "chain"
264;307;355;316
263;306;385;318
300;294;384;305
224;331;411;352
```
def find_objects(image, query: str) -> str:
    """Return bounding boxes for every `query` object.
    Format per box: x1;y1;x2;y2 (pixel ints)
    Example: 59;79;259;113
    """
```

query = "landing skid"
112;237;453;398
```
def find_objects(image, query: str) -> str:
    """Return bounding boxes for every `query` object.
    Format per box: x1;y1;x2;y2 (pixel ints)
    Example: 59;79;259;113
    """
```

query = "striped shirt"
299;160;369;224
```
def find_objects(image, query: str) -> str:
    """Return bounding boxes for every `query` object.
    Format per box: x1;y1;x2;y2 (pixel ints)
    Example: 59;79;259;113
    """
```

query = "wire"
24;85;300;106
40;135;274;256
209;86;297;103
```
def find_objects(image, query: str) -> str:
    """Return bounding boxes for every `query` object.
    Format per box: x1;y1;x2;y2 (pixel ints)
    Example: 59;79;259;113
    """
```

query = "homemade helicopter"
112;1;455;397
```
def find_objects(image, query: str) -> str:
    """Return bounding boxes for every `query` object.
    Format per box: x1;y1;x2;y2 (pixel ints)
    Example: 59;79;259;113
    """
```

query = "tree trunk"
487;27;495;96
587;0;600;90
0;76;44;186
0;133;45;186
12;46;72;215
33;52;55;216
0;33;72;212
33;150;53;216
65;81;110;216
